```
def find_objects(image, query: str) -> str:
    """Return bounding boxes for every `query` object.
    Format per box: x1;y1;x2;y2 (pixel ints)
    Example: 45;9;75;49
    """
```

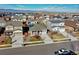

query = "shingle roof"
49;20;64;23
6;21;22;27
30;23;47;31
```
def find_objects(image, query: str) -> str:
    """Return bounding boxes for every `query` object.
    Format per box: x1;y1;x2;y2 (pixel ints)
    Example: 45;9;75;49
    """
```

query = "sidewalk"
59;30;78;41
12;32;23;48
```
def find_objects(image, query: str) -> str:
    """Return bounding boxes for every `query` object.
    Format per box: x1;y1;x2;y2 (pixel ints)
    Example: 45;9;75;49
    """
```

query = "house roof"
6;21;22;27
65;20;77;28
30;23;47;31
53;15;62;18
49;19;64;23
51;26;64;28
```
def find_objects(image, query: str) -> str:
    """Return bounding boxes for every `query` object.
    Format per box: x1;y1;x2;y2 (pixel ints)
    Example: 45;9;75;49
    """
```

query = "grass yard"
48;32;66;42
73;32;79;38
24;35;44;45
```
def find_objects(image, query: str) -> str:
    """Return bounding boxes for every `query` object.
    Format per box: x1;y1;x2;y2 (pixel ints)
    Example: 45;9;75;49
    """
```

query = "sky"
0;4;79;12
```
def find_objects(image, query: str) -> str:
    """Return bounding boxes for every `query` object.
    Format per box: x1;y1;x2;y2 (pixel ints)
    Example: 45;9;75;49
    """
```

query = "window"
0;23;6;27
6;25;14;31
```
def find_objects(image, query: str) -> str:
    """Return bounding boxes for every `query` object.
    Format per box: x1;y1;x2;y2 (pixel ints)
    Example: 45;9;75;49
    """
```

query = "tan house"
65;20;77;32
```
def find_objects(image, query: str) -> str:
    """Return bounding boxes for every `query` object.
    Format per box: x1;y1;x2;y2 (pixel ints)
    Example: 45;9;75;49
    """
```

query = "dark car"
54;48;77;55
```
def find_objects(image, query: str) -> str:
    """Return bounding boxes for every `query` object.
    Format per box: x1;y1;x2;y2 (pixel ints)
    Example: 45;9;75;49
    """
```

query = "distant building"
0;18;6;27
72;14;79;21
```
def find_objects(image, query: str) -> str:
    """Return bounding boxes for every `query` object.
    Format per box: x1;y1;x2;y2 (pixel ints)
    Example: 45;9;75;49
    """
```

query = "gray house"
47;16;65;32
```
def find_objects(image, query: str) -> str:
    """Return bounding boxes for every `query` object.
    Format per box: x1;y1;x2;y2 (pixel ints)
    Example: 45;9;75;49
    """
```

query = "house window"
6;25;14;31
52;27;59;31
0;23;6;27
59;23;64;26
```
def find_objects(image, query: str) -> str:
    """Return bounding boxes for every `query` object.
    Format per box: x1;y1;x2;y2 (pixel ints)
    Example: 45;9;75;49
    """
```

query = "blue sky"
0;4;79;12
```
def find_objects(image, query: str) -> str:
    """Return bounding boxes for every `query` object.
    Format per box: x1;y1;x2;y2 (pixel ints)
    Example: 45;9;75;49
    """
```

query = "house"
65;20;77;32
47;15;65;32
72;14;79;21
11;15;26;22
0;18;6;27
6;21;22;31
29;22;47;36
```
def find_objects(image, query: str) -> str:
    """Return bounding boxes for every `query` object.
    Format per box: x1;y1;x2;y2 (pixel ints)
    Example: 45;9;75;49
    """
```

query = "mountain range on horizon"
0;8;79;13
0;9;35;13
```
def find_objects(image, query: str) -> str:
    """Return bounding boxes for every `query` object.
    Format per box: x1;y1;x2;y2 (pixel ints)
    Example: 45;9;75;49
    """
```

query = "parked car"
54;48;77;55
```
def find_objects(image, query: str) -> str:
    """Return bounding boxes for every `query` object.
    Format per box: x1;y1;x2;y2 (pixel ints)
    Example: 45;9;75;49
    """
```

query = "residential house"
65;20;77;32
47;15;65;32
